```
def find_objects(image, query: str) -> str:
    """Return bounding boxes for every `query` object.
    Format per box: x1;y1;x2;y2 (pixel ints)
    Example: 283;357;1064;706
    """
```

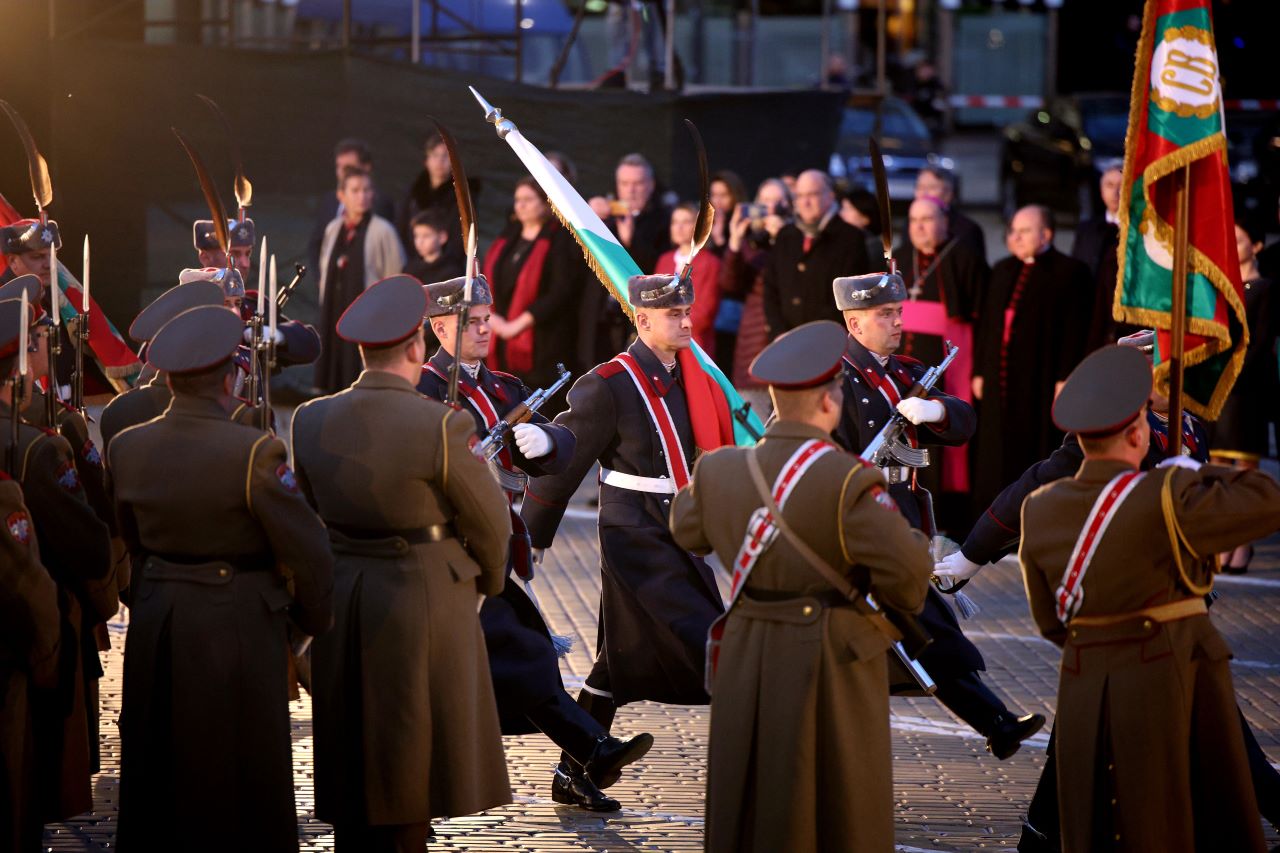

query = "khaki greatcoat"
671;421;933;853
108;393;334;853
290;369;512;826
1020;459;1280;853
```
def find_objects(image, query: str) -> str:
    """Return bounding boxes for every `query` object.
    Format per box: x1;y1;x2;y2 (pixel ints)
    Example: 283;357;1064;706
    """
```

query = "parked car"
998;93;1128;221
829;94;956;209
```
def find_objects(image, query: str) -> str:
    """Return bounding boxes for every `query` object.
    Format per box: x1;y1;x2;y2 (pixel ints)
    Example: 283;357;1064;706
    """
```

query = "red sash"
612;353;694;489
1055;470;1146;623
705;439;836;692
843;355;918;450
423;362;514;472
482;224;556;375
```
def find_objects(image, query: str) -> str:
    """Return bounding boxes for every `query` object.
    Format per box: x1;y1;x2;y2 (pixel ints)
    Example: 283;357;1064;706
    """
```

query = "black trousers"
933;669;1010;736
558;656;618;769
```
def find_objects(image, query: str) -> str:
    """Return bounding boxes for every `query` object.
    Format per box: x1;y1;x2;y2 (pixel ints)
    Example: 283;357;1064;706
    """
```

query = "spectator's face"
756;181;786;212
1008;208;1051;262
340;175;374;217
615;164;654;211
840;199;870;230
710;180;734;216
513;185;549;228
1099;168;1123;215
335;150;365;183
413;225;445;261
845;303;903;356
793;172;833;227
914;171;953;206
636;305;693;353
908;199;947;253
7;250;51;291
670;208;696;252
1236;224;1259;269
425;143;451;186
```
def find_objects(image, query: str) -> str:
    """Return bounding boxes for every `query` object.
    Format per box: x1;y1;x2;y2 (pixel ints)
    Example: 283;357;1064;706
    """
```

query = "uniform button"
1111;798;1117;805
802;605;814;616
218;567;229;577
663;498;670;505
868;419;875;427
1142;620;1152;630
1071;629;1078;638
862;397;869;404
797;262;806;272
396;541;408;553
853;377;860;384
1107;763;1114;771
790;296;802;305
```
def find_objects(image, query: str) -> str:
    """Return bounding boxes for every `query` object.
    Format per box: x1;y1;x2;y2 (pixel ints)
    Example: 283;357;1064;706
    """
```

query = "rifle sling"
746;449;903;644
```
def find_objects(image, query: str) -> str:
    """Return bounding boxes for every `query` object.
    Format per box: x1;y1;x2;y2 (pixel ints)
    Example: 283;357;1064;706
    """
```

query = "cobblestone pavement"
44;500;1280;852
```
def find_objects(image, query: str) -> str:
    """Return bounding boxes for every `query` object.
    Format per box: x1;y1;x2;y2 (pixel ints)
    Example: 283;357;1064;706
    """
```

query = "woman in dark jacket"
484;177;582;402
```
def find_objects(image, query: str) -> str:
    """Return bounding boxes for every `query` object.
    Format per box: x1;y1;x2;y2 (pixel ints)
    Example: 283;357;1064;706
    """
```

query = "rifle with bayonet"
860;342;958;470
276;263;307;311
475;364;572;463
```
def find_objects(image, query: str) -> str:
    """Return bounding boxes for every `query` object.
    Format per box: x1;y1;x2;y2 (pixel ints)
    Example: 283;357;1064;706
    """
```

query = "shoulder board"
894;355;924;368
489;369;523;386
39;426;58;437
594;362;626;380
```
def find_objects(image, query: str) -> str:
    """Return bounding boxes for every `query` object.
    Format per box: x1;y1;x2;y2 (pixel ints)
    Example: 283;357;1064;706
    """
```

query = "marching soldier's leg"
532;690;653;812
1018;726;1061;853
931;669;1044;760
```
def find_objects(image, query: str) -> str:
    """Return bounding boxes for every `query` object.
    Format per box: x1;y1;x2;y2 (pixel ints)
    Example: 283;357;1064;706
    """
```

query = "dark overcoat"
672;421;932;853
108;394;334;852
522;339;725;706
291;369;513;825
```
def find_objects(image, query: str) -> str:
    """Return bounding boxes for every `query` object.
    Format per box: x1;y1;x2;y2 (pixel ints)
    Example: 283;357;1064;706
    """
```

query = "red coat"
654;250;720;359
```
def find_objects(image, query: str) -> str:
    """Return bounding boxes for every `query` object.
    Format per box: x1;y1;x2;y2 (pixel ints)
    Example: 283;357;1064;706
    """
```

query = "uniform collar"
628;338;680;396
1075;457;1139;483
352;369;421;394
165;394;240;421
429;346;500;395
762;420;837;444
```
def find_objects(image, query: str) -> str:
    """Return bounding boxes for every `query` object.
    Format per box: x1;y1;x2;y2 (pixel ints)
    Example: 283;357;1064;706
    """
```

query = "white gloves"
934;550;983;582
1157;456;1201;470
243;327;285;345
513;423;553;459
896;397;946;425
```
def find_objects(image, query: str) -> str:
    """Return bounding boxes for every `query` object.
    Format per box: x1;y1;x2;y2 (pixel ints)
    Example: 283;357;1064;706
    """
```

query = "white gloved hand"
896;397;946;425
513;423;553;459
1156;456;1201;470
934;550;983;582
242;327;286;345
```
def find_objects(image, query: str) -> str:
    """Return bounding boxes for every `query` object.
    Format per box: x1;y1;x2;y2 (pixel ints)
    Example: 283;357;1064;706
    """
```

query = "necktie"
802;235;813;254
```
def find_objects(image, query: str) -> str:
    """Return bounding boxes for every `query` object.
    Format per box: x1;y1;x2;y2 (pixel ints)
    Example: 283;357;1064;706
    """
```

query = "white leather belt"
600;467;677;495
880;465;912;485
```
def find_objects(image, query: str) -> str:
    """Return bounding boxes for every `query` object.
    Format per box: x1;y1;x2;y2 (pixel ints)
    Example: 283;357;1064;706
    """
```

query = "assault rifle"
476;363;572;463
861;342;958;470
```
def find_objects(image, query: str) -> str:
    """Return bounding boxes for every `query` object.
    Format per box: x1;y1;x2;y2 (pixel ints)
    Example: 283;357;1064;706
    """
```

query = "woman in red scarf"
485;178;582;396
654;202;721;358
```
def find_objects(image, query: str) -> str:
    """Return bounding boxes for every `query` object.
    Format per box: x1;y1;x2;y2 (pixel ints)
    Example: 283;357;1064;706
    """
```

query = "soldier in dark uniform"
936;330;1280;852
418;274;653;811
192;217;255;281
672;320;934;853
523;273;736;801
1020;345;1280;853
0;296;112;831
0;275;122;780
107;304;334;852
98;280;226;454
831;270;1045;758
291;276;511;851
0;305;62;853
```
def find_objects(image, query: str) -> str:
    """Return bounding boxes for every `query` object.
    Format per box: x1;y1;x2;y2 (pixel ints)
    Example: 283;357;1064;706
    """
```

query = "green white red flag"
1115;0;1246;419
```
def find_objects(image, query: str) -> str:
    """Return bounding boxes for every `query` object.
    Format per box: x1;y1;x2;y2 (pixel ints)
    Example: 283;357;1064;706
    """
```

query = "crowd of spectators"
305;137;1280;527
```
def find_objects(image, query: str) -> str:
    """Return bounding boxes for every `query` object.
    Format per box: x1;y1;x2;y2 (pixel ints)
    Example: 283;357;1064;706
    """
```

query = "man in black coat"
971;205;1094;512
417;275;652;812
1071;165;1128;352
832;269;1044;761
523;273;729;804
763;170;870;338
916;166;987;263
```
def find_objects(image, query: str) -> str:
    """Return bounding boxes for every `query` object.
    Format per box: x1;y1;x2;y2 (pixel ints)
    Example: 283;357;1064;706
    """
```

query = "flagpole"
1166;162;1191;459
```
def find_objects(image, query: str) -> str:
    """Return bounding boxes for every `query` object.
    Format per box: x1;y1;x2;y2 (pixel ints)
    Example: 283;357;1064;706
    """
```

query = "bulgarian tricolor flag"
1114;0;1246;419
481;95;765;446
1;191;141;392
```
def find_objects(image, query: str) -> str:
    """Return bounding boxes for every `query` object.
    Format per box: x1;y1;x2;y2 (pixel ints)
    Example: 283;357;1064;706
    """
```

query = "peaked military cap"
0;298;30;360
337;275;428;346
179;266;245;300
1117;329;1156;353
147;304;243;375
423;274;493;318
833;271;908;311
193;218;255;251
628;273;694;310
749;320;848;389
1;218;61;255
129;281;226;343
1052;344;1152;437
0;274;42;310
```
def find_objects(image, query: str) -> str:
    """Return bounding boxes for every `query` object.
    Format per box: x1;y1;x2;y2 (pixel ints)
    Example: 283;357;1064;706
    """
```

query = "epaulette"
489;369;522;385
594;361;626;380
894;354;924;368
39;426;58;437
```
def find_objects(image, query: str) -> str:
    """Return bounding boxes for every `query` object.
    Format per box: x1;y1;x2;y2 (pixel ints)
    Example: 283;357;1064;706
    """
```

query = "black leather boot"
986;712;1047;760
552;763;621;812
583;732;654;789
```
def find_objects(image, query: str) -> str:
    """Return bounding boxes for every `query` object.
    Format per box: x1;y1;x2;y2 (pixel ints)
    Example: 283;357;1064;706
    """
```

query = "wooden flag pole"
1166;162;1192;459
